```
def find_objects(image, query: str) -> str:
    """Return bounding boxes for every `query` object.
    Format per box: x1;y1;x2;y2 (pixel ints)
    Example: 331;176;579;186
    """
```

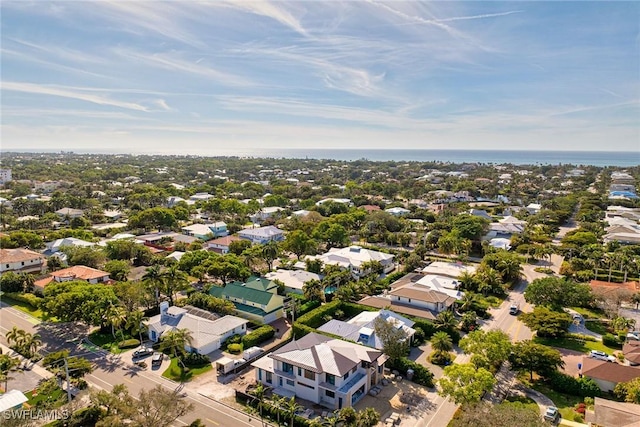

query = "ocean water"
225;149;640;167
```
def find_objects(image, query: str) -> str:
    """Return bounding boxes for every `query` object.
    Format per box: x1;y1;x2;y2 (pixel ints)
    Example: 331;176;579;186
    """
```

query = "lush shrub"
412;327;426;346
222;334;242;350
182;353;211;367
297;300;321;316
429;351;453;366
118;339;140;349
4;292;43;308
227;343;243;354
296;300;342;328
242;325;276;348
387;357;434;388
412;320;437;339
547;371;600;397
566;333;597;342
603;333;622;348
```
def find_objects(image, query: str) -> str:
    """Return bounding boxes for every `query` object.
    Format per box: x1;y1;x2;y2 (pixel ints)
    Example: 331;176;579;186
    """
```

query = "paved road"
0;305;258;427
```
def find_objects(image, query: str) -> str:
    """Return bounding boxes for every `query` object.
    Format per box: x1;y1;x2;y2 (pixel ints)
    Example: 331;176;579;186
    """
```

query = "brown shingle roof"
583;357;640;384
590;280;640;294
624;341;640;365
358;296;437;320
0;248;45;263
51;265;110;281
586;397;640;427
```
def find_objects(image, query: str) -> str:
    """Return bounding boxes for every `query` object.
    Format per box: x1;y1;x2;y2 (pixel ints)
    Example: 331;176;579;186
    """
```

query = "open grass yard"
503;395;539;413
584;320;609;335
1;296;54;321
25;387;65;408
534;336;618;354
519;375;585;423
88;331;132;354
572;307;606;320
161;357;212;382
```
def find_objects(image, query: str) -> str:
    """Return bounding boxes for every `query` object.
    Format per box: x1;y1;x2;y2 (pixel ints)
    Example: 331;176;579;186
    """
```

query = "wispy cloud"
217;0;308;36
2;82;149;112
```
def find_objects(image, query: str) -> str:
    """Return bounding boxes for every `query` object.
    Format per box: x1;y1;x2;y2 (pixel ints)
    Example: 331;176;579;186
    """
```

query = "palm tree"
106;304;128;341
302;279;325;302
142;265;164;309
431;331;453;354
161;264;189;305
434;310;457;331
0;354;20;391
252;382;266;427
262;240;280;272
457;271;477;292
18;272;35;293
126;310;148;344
24;333;42;359
159;328;194;371
358;407;380;427
476;266;503;296
284;396;302;427
457;293;478;313
612;316;636;332
272;394;285;426
5;326;26;349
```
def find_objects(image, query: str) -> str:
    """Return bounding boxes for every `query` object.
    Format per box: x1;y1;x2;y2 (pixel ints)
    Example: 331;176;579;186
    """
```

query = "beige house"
0;248;46;276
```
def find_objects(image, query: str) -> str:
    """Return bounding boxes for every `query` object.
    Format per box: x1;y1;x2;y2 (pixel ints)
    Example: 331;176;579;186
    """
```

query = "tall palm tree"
0;354;21;392
24;333;42;359
476;266;503;296
272;394;285;426
106;304;128;341
142;265;164;309
302;279;325;302
431;331;453;354
160;328;194;371
457;293;479;313
252;382;266;427
262;240;280;272
285;396;302;427
161;264;189;305
126;310;148;344
18;272;35;293
457;271;478;292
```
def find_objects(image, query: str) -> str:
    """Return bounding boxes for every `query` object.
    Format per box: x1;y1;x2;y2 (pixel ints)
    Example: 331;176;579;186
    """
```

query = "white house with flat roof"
421;261;477;278
265;269;321;294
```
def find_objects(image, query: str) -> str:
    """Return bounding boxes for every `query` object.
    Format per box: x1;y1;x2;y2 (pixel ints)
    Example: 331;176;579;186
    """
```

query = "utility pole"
64;358;72;403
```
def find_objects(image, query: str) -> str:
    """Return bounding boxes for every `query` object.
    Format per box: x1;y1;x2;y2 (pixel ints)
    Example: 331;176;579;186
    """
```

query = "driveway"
557;348;586;377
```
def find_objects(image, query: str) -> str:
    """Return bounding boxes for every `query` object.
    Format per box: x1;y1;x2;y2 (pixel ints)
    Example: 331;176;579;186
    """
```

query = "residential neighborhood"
0;153;639;427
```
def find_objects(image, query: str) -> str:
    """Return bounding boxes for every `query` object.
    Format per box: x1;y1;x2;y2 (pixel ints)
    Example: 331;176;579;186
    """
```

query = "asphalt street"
0;303;259;427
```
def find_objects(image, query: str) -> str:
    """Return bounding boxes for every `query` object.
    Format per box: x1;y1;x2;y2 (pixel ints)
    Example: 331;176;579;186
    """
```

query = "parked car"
589;350;616;362
151;352;164;367
544;406;559;421
132;347;154;359
627;331;640;341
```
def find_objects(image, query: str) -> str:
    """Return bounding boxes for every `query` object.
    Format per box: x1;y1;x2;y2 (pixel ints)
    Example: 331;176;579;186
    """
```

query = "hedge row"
547;371;600;398
242;325;275;348
118;339;140;349
4;292;43;309
296;300;321;317
387;357;435;388
565;333;597;342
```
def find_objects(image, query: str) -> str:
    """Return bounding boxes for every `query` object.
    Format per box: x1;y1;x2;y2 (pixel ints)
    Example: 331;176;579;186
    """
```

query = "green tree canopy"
438;363;496;405
460;329;512;370
520;306;572;338
524;277;594;310
509;340;564;380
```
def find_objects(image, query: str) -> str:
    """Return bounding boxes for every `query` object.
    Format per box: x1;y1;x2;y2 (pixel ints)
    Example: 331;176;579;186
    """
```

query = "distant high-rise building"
0;169;12;185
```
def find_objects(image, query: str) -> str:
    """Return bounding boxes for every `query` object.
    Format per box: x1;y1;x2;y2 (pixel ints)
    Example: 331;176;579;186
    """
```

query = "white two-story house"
252;332;387;410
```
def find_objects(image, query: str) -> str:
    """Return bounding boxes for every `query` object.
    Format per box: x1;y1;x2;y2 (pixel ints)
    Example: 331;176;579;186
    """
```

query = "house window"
298;367;302;376
396;296;400;301
344;371;349;380
266;372;273;384
279;377;283;387
21;262;24;266
408;298;411;303
325;390;335;398
304;370;315;381
286;379;295;387
352;366;357;374
282;363;294;374
326;374;335;385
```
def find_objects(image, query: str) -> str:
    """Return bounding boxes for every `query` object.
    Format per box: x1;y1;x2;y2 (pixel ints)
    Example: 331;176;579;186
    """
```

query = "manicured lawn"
584;320;609;335
1;296;54;321
503;395;539;413
529;381;584;422
162;357;212;382
571;307;605;320
88;331;133;354
25;387;65;407
534;336;618;354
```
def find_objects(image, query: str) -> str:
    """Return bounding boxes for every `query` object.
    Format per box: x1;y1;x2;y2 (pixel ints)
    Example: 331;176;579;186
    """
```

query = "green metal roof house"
210;276;284;324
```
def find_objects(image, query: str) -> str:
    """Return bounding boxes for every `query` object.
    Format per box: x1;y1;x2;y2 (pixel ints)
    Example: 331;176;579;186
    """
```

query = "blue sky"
1;1;639;154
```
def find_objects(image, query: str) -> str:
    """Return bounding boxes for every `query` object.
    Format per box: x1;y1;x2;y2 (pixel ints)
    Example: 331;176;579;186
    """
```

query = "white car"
589;350;616;362
544;406;558;421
